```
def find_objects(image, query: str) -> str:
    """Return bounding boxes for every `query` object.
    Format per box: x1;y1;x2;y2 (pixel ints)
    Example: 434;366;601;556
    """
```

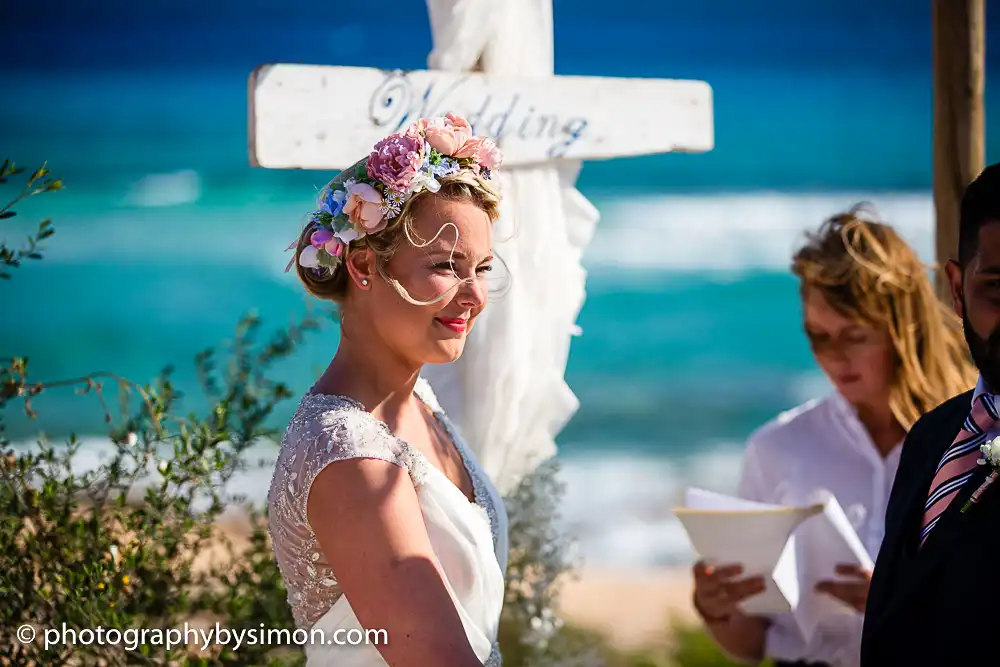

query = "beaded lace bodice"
266;377;504;632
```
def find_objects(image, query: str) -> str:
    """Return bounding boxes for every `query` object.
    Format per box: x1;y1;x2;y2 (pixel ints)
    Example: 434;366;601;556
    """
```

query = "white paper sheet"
674;487;873;641
791;489;874;641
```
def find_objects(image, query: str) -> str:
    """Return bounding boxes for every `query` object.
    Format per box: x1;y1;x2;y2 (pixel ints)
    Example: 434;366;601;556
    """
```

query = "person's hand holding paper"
675;487;874;643
675;488;819;617
692;561;766;623
815;563;872;613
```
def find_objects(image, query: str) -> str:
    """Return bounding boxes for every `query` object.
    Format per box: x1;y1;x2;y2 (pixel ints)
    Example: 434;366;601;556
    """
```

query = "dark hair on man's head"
958;162;1000;266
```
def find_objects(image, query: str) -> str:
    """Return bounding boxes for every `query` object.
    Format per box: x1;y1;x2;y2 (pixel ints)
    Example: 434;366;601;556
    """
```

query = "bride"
267;114;509;666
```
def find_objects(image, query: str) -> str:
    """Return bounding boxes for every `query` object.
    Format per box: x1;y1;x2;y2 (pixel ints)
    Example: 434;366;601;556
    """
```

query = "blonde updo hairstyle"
294;159;502;305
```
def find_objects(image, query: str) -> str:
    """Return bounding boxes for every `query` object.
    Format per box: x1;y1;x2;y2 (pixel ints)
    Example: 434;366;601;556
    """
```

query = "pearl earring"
361;279;369;286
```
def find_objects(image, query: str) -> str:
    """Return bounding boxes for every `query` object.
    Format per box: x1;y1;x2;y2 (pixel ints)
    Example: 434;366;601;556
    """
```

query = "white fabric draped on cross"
421;0;600;495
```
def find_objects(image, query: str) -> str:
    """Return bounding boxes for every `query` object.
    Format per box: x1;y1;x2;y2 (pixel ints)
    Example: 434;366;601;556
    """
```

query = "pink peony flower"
419;113;473;155
366;131;423;190
451;136;484;159
343;182;387;233
424;118;474;156
477;138;503;170
453;136;503;171
445;113;473;134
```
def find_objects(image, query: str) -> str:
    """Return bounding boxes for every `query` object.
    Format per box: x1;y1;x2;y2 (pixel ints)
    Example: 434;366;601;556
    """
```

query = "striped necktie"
921;394;999;546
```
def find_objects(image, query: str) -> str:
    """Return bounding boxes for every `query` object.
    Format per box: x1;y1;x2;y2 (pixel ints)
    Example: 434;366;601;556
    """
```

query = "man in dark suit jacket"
861;162;1000;666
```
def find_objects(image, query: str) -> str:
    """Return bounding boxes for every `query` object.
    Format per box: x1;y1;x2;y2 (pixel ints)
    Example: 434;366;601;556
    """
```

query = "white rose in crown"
979;437;1000;467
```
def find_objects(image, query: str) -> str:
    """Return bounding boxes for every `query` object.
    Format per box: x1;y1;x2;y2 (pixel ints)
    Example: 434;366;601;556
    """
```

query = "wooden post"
933;0;985;299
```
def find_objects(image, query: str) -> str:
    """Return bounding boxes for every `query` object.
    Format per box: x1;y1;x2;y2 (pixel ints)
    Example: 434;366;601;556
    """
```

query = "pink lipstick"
435;317;468;333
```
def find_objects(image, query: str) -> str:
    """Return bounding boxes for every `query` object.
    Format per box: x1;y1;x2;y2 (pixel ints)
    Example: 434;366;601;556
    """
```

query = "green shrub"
496;458;609;667
0;158;315;665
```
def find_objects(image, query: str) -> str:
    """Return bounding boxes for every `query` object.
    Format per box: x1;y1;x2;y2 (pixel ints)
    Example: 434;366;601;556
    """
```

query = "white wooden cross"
249;65;714;170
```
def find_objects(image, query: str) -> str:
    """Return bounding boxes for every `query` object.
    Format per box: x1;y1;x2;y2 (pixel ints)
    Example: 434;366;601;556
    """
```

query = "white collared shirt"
737;392;903;667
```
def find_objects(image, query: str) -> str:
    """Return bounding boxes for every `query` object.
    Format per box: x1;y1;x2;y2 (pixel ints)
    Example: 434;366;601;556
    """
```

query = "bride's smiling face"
352;195;494;365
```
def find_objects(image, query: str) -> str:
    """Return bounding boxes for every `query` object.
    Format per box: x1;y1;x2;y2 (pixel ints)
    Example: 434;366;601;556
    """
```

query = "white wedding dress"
267;377;509;666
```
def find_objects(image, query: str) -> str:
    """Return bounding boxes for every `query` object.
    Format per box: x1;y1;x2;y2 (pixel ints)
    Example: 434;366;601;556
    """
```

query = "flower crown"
287;113;503;274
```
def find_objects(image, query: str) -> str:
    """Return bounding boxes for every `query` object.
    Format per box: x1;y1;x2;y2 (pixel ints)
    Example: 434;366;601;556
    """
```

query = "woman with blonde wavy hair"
267;114;508;667
690;205;976;667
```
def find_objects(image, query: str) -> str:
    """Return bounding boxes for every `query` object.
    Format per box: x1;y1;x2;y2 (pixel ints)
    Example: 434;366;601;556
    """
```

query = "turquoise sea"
2;0;999;567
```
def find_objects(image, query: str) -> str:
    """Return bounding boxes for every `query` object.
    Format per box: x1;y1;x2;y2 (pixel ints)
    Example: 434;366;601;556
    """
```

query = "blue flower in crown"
430;156;460;178
320;188;346;218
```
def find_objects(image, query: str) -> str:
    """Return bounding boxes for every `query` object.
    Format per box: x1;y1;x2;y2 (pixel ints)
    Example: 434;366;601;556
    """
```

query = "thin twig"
5;369;161;431
0;191;30;217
